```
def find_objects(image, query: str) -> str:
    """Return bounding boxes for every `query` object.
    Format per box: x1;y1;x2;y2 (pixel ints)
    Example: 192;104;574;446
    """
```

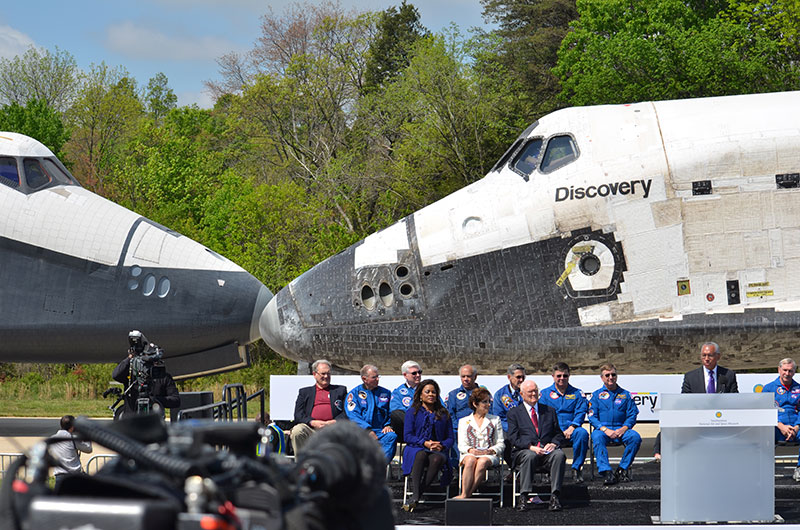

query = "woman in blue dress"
401;378;454;512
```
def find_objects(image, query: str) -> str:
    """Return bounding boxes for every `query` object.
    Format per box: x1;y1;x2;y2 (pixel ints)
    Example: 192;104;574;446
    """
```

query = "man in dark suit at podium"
655;342;739;460
682;342;739;394
507;380;566;512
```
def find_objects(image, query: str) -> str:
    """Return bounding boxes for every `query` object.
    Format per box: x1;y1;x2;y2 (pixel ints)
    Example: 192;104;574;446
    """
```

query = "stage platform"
391;446;800;527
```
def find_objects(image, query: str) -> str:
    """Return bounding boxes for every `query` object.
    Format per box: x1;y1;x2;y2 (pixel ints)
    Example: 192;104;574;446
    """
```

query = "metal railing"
176;384;265;423
85;454;116;474
0;452;23;479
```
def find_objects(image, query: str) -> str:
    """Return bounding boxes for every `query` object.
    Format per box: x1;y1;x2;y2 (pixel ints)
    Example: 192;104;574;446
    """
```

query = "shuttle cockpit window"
23;158;52;190
42;158;77;185
539;134;579;173
0;157;19;189
511;138;543;179
21;157;75;192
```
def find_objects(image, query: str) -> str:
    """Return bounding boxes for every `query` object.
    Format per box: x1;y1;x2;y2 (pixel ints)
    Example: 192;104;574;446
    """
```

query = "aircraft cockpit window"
511;138;543;179
23;158;52;190
540;134;579;173
492;139;523;173
42;158;75;185
0;157;19;189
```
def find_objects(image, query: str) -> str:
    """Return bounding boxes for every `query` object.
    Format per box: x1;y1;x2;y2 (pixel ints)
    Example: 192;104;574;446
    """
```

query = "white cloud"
105;21;241;61
0;24;36;60
177;89;215;109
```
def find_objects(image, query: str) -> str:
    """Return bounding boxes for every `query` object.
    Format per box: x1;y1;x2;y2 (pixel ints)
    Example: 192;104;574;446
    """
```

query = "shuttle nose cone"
259;295;287;356
250;284;274;344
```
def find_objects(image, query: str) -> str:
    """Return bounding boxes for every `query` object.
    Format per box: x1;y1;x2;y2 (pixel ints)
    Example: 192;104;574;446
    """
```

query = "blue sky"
0;0;491;108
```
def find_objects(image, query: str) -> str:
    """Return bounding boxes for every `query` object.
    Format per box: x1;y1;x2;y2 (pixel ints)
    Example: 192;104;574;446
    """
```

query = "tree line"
1;0;799;374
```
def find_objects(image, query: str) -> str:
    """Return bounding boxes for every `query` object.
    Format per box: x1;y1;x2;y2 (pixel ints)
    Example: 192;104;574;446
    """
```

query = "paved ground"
391;458;800;526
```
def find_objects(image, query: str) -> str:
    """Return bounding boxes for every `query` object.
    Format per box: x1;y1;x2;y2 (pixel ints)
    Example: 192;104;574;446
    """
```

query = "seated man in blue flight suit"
589;363;641;485
762;357;800;481
390;360;423;444
491;363;526;466
539;362;589;483
446;364;481;435
446;364;481;467
346;364;397;462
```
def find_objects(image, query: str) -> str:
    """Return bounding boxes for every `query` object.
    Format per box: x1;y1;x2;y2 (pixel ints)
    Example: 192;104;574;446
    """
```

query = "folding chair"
511;464;550;507
588;423;633;480
403;474;450;505
458;459;504;507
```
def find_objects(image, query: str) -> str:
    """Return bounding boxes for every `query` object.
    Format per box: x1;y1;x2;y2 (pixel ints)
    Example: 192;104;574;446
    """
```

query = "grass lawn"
0;398;116;418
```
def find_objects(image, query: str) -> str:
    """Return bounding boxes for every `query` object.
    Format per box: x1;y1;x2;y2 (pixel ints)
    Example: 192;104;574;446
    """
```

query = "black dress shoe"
603;470;618;486
548;494;562;512
572;466;584;483
614;466;630;482
517;494;544;511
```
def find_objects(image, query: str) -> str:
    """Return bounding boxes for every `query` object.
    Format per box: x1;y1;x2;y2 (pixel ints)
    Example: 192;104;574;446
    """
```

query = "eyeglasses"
602;373;618;378
554;375;569;379
479;400;492;405
513;375;525;380
408;370;422;376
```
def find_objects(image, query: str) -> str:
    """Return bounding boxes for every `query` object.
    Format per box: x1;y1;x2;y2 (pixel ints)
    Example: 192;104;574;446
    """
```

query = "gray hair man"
290;359;348;454
762;358;800;481
389;360;423;443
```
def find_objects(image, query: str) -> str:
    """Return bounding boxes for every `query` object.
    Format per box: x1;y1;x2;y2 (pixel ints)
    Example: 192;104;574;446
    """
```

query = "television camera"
0;416;394;530
105;330;172;419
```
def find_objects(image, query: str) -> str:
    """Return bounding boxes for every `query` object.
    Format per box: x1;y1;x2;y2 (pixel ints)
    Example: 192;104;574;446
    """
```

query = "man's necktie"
531;407;540;446
707;370;716;393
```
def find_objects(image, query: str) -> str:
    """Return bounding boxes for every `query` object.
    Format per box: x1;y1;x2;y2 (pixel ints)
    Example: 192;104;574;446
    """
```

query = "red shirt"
311;385;333;421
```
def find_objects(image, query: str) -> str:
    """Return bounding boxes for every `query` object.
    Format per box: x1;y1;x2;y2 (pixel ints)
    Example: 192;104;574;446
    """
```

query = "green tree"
554;0;800;106
145;72;178;123
0;99;70;157
200;173;358;291
363;1;428;91
63;64;144;192
725;0;800;61
106;107;221;231
480;0;577;117
359;31;523;219
225;6;377;234
0;46;79;113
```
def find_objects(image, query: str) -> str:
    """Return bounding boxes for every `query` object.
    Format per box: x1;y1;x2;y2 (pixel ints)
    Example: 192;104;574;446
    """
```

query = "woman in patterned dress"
455;387;504;499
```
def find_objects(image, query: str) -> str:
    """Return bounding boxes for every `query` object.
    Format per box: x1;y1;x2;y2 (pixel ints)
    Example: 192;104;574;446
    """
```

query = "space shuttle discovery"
0;132;271;378
261;90;800;375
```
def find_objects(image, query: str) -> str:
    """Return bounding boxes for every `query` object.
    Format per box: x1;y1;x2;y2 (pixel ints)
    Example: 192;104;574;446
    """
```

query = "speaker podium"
659;393;776;523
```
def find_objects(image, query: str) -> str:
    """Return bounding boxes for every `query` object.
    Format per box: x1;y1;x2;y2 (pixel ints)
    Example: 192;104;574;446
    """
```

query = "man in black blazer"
290;359;347;454
655;342;739;459
507;380;566;512
682;342;739;394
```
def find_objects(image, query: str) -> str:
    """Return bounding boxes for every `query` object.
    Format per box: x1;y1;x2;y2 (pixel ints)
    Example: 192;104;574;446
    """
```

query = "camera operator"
112;330;180;418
